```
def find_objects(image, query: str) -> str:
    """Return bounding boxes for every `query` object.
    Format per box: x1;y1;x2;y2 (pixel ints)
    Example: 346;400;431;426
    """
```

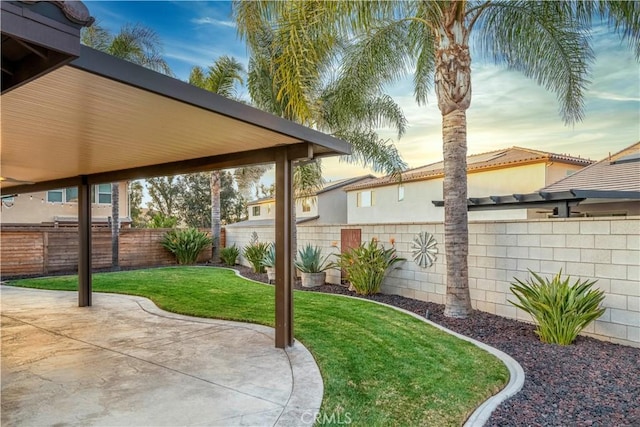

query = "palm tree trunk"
210;170;221;261
436;14;472;318
111;182;120;271
441;109;471;317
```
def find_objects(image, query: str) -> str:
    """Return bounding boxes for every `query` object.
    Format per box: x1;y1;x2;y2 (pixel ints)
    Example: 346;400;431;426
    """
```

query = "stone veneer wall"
226;217;639;348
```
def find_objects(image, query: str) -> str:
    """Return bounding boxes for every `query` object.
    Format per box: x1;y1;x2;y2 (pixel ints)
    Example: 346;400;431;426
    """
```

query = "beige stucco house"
344;147;592;224
0;182;130;226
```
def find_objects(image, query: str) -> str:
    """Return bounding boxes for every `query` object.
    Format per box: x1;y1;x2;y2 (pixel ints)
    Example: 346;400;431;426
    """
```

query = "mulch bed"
222;264;640;427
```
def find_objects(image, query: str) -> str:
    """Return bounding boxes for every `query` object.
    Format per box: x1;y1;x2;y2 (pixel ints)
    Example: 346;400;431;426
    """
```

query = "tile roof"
542;142;640;193
343;146;593;191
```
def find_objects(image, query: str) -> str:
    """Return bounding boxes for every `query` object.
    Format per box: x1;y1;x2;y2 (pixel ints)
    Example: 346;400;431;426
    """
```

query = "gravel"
224;264;640;427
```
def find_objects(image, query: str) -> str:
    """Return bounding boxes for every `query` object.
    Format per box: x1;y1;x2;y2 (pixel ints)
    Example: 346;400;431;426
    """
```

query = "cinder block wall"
224;225;275;266
227;217;639;347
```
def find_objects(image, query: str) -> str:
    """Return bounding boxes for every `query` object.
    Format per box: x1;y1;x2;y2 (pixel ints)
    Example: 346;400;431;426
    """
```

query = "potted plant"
262;243;276;283
294;244;332;288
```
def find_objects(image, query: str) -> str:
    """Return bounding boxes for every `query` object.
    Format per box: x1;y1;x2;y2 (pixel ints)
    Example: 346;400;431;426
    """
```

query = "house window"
357;190;374;207
253;206;261;216
302;199;311;212
65;188;78;203
47;189;64;203
398;185;404;201
96;184;111;204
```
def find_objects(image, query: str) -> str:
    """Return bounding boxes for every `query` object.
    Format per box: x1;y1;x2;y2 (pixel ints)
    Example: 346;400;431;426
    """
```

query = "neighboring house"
344;146;593;224
233;175;375;228
439;142;640;218
0;182;131;227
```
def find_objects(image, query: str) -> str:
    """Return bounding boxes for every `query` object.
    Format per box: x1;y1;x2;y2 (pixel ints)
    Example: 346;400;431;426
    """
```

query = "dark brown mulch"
220;263;640;427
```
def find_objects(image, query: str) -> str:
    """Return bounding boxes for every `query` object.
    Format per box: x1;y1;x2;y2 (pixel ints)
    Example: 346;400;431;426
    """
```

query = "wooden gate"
340;228;361;281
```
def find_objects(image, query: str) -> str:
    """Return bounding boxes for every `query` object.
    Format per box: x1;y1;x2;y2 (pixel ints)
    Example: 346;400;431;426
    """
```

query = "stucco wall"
286;217;639;348
0;183;130;225
316;189;348;224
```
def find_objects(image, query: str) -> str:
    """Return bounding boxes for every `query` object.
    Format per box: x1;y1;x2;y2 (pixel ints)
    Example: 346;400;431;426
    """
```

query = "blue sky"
85;1;640;181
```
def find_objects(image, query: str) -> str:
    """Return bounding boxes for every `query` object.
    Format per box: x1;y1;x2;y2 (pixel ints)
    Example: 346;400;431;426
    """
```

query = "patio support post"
275;148;294;348
78;175;92;307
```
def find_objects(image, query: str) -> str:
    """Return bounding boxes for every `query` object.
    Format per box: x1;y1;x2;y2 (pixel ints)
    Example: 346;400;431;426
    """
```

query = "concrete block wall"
224;225;275;266
226;217;640;347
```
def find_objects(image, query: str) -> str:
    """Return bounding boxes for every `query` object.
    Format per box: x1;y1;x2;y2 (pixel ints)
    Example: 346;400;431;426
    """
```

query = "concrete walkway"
1;286;323;426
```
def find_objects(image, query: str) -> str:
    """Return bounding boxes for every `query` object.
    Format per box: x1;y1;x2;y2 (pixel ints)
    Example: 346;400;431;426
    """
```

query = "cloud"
191;17;236;28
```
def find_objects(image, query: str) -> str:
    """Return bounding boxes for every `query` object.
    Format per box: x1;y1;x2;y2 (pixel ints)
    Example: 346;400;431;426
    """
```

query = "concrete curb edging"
219;266;525;426
309;292;525;427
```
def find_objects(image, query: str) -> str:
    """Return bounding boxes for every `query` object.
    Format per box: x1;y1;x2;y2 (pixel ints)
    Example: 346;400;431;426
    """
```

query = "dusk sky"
86;1;640;182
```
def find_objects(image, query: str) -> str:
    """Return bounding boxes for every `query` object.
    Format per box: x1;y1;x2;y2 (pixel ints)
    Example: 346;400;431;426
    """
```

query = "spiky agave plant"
509;270;606;345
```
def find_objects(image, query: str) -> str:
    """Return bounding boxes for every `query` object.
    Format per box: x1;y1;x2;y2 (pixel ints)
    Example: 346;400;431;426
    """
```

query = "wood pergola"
0;1;350;348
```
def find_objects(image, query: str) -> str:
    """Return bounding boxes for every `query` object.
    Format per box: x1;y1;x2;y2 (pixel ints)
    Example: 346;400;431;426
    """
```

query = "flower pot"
300;271;326;288
265;267;276;283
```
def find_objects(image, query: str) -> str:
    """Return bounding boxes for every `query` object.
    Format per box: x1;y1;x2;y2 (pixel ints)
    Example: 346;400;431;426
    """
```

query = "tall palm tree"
239;10;409;255
82;22;172;269
235;1;639;318
188;56;244;261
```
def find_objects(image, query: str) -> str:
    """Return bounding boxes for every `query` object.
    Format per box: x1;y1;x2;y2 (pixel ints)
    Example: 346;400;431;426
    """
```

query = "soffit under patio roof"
1;46;350;194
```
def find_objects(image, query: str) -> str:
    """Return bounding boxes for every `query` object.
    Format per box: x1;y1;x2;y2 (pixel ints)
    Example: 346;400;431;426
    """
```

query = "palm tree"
235;1;639;318
188;56;244;261
239;10;409;255
82;22;172;269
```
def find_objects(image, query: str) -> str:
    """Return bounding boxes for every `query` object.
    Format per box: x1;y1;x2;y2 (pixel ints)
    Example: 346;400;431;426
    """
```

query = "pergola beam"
4;144;314;195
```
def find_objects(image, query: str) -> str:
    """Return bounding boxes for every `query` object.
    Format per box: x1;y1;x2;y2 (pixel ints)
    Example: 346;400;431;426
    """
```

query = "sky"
85;1;640;183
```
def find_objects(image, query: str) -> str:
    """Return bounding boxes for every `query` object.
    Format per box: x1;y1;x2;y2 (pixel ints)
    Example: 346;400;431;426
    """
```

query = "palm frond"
81;24;112;51
475;1;594;125
335;130;407;178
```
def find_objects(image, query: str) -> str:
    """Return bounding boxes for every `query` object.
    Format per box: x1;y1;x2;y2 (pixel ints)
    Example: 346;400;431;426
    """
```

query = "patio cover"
1;6;350;349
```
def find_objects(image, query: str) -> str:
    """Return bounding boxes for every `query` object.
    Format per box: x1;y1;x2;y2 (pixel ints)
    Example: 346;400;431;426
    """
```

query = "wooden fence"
0;228;216;277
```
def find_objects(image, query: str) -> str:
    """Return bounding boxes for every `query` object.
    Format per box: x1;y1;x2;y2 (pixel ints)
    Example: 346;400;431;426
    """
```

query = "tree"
220;171;247;224
237;5;410;254
234;1;639;318
188;56;244;260
82;22;172;267
177;172;211;228
129;180;146;228
147;176;180;220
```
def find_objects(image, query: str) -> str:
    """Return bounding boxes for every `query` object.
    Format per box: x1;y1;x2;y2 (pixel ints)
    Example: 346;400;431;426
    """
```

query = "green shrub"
334;239;405;295
220;245;240;266
161;228;212;265
262;243;276;268
149;213;178;228
294;244;332;273
243;241;270;273
509;270;606;345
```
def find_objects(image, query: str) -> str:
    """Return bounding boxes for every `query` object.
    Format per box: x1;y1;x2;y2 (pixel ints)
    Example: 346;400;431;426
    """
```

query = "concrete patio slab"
1;286;323;426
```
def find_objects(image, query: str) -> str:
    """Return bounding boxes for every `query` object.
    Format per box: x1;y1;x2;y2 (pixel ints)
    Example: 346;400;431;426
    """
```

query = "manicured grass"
12;267;508;426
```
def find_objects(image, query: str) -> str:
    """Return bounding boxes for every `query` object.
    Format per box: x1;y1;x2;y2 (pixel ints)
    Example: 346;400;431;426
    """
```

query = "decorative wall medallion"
411;232;438;268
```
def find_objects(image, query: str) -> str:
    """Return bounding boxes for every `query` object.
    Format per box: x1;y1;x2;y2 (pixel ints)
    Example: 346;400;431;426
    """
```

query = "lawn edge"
220;266;525;427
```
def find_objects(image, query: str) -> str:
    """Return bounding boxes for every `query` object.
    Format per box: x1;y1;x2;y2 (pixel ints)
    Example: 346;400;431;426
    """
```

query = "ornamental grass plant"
161;228;212;265
509;270;606;345
334;238;405;295
220;245;240;266
243;241;270;273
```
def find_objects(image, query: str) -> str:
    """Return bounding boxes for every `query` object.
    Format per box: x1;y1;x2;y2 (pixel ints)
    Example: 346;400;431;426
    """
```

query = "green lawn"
12;267;508;426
